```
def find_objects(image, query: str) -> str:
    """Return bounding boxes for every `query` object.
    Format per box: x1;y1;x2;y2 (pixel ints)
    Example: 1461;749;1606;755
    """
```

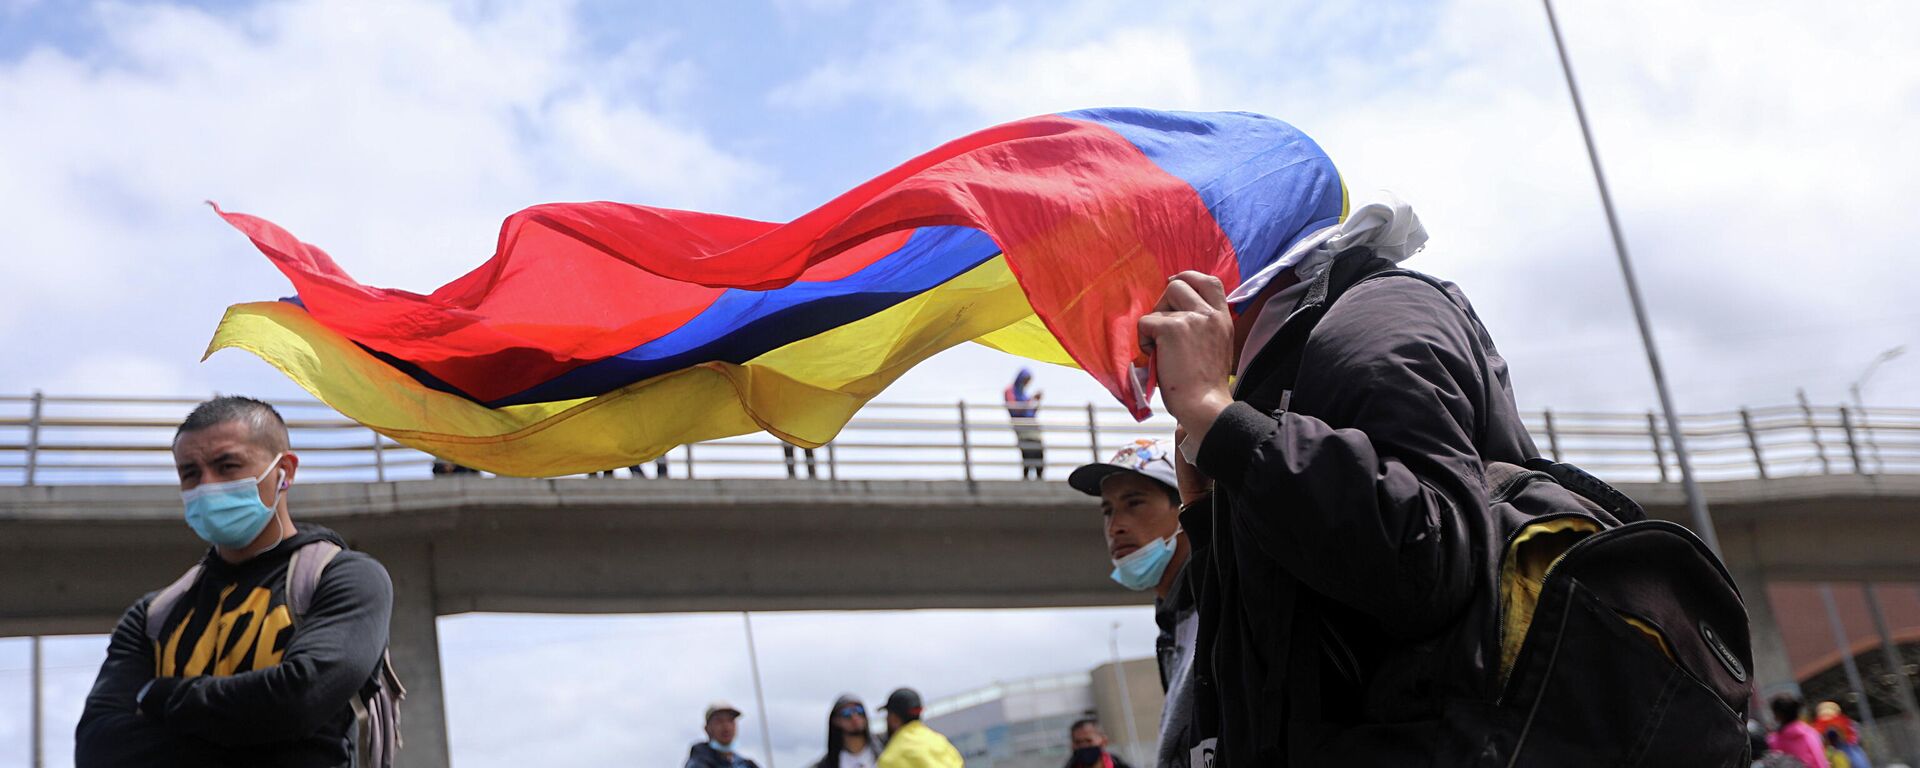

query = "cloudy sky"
2;0;1918;765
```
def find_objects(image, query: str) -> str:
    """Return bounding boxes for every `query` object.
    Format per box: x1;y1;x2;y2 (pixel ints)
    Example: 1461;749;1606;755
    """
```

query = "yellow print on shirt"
157;585;293;677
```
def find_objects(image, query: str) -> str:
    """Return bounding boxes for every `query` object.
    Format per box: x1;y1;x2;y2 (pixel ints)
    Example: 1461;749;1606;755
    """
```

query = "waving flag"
206;108;1344;476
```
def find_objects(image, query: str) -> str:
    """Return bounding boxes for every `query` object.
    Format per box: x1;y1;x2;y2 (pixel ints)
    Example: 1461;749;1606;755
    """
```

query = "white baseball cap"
1068;438;1178;497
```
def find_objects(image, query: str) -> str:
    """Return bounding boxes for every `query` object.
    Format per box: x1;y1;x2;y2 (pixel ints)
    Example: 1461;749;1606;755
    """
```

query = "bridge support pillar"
378;540;451;768
1725;524;1798;707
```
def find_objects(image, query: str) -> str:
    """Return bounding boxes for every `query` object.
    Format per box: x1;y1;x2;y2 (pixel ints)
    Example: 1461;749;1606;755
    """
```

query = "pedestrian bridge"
3;394;1918;767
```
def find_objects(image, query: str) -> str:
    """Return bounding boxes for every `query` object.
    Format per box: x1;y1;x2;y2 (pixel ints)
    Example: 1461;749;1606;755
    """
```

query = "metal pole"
1852;346;1906;476
1863;583;1920;765
1853;384;1882;476
1740;407;1768;480
1110;622;1143;767
957;401;974;483
1647;412;1669;484
742;612;776;768
1543;408;1562;463
372;429;387;482
1543;0;1721;554
827;441;838;482
31;635;43;768
685;443;695;480
25;390;43;486
1799;388;1831;475
1821;584;1879;733
1087;402;1102;462
1841;406;1865;474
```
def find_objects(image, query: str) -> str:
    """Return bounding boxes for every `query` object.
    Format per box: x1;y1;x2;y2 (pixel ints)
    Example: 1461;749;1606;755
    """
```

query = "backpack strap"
287;539;406;768
286;540;342;624
144;563;204;649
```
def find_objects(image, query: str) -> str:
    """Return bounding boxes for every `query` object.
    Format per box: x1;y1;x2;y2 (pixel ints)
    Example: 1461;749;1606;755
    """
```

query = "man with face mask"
75;396;396;768
1063;718;1134;768
688;701;763;768
1070;439;1194;768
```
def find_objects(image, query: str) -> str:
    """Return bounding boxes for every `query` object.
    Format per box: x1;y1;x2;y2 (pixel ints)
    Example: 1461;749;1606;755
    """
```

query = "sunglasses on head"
836;705;866;718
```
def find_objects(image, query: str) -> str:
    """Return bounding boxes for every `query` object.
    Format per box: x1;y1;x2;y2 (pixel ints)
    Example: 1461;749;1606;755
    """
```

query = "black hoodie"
76;522;393;768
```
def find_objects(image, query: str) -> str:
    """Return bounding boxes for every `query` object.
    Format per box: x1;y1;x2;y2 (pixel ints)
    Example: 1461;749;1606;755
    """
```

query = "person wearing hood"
1005;368;1046;479
688;701;763;768
1069;438;1196;767
76;396;396;768
814;694;881;768
1137;194;1544;764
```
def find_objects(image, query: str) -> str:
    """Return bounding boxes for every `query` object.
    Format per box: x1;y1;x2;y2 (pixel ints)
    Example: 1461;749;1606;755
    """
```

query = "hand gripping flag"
206;108;1345;476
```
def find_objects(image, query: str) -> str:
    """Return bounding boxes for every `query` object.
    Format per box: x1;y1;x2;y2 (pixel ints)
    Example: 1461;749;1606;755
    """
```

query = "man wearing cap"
1069;438;1196;768
877;688;962;768
686;701;762;768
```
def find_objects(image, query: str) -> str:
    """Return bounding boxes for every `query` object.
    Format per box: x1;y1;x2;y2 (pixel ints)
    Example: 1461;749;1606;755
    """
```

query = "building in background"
925;658;1161;768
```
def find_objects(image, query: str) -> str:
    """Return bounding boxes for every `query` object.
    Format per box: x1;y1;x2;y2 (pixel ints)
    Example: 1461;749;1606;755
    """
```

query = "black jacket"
75;524;393;768
1184;253;1538;765
688;742;762;768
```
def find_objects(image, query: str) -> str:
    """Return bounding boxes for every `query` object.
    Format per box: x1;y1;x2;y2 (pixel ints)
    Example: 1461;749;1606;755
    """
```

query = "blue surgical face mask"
1110;528;1181;591
182;452;286;548
708;740;734;753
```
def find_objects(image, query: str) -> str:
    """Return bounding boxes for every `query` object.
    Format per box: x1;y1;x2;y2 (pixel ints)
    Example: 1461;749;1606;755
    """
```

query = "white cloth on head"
1225;191;1428;305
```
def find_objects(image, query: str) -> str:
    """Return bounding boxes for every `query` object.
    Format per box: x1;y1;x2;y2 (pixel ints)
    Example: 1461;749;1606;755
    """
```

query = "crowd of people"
681;694;1143;768
80;231;1787;766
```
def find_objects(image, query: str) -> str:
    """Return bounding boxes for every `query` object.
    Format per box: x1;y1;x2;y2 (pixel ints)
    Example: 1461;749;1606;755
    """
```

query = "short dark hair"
1769;693;1804;729
176;396;289;454
1069;718;1101;736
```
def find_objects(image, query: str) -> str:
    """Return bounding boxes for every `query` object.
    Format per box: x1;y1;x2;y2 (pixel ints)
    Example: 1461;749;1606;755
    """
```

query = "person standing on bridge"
1006;368;1046;480
75;395;400;768
1069;438;1196;767
687;701;763;768
877;687;963;768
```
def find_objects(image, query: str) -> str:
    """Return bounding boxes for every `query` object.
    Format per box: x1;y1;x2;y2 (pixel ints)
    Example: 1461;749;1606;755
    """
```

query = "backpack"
1244;253;1754;765
145;540;406;768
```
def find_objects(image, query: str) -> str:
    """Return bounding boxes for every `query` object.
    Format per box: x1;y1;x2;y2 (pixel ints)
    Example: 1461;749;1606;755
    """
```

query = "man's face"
886;712;903;735
833;702;868;737
1101;473;1179;561
173;420;286;494
705;713;738;745
1071;723;1108;750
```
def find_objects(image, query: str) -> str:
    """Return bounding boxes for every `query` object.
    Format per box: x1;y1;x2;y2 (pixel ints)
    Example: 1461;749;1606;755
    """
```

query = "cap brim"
1068;463;1132;496
1069;464;1178;497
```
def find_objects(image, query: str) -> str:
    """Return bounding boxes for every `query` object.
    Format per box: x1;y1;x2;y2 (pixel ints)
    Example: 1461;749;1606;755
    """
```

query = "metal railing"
1;393;1917;485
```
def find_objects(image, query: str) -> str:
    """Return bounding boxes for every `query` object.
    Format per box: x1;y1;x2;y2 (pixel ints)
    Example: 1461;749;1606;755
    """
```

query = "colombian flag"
206;108;1345;476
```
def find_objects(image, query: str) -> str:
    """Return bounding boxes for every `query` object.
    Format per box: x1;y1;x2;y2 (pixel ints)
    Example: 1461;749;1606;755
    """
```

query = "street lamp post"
1540;0;1720;554
1850;346;1906;475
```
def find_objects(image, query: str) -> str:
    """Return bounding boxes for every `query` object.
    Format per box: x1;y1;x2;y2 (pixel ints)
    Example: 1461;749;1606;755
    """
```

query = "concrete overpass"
5;473;1920;766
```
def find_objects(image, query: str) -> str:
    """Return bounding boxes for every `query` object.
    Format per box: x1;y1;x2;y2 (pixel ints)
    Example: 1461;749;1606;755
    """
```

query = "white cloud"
775;22;1211;124
0;0;776;398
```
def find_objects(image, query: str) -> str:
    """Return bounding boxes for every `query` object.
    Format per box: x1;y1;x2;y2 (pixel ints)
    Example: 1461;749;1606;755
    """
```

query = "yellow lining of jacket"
1498;516;1675;684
